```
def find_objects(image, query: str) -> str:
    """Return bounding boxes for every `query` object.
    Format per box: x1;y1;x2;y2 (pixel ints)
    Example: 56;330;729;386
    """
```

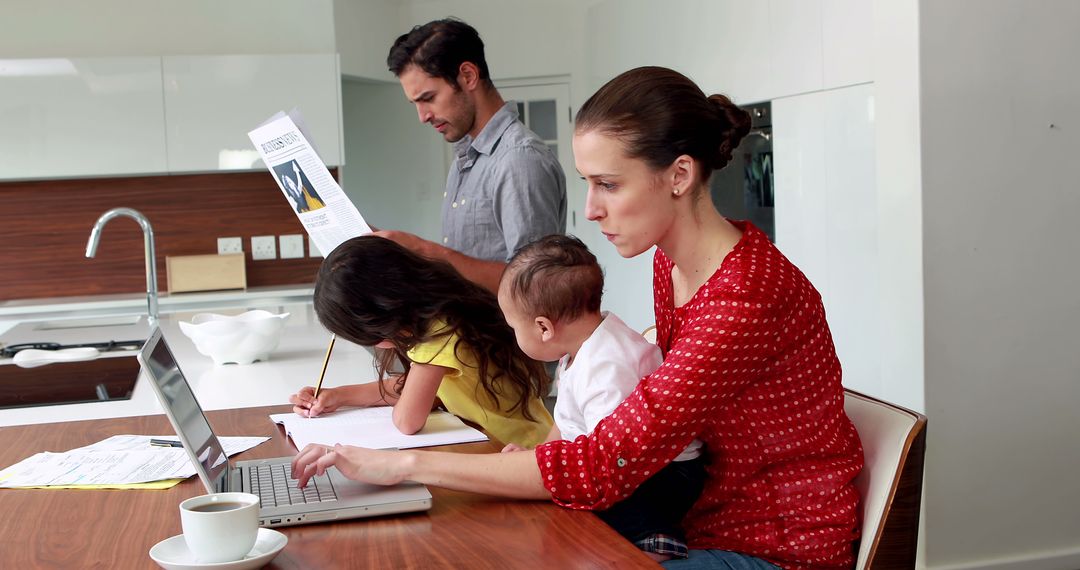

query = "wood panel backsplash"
0;171;328;302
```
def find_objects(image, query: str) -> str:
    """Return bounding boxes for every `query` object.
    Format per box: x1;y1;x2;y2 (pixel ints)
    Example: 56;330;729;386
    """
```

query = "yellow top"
407;323;552;447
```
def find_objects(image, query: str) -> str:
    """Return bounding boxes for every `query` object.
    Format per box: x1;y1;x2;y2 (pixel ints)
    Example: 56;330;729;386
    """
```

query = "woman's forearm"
403;448;550;500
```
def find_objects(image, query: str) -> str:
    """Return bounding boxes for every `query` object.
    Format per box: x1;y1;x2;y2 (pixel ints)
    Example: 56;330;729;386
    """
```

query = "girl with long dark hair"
289;235;553;447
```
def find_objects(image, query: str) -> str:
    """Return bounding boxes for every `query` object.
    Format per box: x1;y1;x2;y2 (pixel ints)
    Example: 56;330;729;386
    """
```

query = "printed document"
248;110;371;258
270;408;489;451
0;435;268;489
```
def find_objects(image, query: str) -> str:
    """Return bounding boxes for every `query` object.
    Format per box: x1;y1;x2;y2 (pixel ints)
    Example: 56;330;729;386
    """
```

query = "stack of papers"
270;407;489;451
0;435;267;489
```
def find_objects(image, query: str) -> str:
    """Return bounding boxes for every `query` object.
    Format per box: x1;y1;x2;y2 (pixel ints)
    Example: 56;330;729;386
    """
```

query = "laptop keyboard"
248;463;338;508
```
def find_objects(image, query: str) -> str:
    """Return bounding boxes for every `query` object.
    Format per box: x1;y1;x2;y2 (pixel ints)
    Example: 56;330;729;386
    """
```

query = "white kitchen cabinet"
0;58;168;180
162;54;343;172
773;84;879;396
822;0;874;88
769;0;825;98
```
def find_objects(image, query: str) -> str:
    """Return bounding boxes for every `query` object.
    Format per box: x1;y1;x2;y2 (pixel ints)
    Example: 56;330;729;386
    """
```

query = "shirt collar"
466;102;519;156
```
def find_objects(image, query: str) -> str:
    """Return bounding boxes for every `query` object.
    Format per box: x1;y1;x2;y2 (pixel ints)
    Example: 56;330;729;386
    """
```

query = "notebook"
138;327;431;528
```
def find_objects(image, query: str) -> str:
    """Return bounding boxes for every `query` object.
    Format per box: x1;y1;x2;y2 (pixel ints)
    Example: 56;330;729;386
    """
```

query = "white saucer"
149;528;287;570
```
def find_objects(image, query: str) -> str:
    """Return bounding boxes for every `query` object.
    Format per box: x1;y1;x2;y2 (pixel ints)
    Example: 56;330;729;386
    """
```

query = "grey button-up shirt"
442;102;567;262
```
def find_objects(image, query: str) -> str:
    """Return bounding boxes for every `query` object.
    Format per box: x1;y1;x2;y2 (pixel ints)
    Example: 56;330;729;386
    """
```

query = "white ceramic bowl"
178;310;290;365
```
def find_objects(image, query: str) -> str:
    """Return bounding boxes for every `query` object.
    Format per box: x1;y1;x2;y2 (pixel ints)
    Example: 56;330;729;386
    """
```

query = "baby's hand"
500;443;526;453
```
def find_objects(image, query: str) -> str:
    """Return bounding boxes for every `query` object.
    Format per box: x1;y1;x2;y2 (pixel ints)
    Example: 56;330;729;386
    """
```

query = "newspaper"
248;110;371;257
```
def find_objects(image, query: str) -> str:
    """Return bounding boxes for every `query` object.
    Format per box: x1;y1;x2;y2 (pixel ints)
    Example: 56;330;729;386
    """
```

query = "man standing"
375;18;567;293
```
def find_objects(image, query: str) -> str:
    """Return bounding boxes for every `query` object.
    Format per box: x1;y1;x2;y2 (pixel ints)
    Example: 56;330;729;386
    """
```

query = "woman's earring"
672;188;681;196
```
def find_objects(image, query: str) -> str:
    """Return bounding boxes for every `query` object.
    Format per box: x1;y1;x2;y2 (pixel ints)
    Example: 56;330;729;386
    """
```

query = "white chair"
844;389;927;569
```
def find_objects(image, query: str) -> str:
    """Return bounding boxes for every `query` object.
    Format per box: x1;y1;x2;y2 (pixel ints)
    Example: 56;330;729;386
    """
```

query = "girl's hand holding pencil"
289;385;343;417
291;334;339;418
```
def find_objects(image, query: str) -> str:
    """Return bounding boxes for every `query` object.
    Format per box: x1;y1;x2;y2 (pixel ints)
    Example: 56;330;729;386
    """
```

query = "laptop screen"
141;329;230;493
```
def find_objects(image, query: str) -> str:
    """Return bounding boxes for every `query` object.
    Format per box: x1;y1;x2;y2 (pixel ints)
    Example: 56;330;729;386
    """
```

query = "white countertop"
0;301;378;427
0;284;315;319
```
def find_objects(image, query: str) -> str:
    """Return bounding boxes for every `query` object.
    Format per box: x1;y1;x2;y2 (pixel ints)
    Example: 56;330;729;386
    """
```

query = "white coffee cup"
179;492;260;563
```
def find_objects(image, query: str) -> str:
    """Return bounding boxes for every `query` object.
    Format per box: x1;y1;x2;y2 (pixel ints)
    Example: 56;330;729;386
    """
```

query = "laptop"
138;327;432;528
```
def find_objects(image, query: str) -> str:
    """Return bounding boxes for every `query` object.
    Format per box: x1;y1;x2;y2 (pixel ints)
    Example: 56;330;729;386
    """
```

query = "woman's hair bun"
708;94;752;170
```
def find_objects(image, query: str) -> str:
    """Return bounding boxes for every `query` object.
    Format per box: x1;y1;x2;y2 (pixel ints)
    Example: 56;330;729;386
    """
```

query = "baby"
497;234;705;562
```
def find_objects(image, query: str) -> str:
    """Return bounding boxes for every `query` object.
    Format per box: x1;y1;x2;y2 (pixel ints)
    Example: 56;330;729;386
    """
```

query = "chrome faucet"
85;208;159;323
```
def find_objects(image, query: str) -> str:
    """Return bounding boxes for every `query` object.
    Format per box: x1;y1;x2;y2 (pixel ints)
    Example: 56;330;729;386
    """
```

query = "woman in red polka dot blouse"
293;66;864;570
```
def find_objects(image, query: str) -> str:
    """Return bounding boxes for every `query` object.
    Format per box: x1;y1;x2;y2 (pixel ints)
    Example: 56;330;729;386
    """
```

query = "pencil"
313;334;336;399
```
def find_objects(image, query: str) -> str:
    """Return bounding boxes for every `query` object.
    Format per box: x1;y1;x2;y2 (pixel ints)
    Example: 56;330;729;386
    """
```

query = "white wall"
401;0;581;81
0;0;336;56
340;79;445;241
334;0;403;80
919;1;1080;568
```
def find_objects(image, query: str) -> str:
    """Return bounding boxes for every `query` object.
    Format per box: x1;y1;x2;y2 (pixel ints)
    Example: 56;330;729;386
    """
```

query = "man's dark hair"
387;18;492;89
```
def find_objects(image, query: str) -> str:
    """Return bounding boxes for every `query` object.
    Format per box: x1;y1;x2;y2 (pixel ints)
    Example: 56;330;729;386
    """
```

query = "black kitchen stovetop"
0;354;142;410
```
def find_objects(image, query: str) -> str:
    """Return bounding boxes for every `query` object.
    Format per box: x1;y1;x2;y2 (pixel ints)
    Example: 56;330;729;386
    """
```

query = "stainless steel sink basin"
32;314;142;331
0;354;141;410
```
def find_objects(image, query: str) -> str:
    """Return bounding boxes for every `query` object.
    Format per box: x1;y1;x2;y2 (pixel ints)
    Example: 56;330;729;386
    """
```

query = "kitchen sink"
0;354;141;410
32;314;142;331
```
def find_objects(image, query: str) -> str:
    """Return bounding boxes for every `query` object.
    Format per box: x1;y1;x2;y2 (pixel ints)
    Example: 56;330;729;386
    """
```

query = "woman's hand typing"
291;444;413;488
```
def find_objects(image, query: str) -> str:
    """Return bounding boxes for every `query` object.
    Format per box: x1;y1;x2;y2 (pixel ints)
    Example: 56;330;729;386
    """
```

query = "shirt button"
443;237;449;244
616;458;627;468
452;202;458;208
460;198;466;205
443;191;448;198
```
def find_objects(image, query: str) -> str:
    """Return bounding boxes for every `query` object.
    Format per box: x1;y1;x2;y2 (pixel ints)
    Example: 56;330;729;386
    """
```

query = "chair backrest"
844;389;927;570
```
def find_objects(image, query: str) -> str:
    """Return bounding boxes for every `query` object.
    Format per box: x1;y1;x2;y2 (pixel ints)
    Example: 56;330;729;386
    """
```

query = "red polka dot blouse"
535;221;864;570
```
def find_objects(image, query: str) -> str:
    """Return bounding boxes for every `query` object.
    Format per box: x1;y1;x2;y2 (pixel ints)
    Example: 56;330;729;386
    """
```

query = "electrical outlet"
251;235;277;260
279;234;305;259
217;236;243;255
309;239;322;258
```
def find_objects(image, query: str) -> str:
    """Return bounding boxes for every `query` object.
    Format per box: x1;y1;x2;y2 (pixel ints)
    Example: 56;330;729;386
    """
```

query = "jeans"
595;456;707;547
661;549;780;570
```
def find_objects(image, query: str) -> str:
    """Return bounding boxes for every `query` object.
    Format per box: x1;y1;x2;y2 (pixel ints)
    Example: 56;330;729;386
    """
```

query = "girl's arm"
390;362;449;435
542;423;562;444
292;443;551;500
501;423;561;453
290;377;401;417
